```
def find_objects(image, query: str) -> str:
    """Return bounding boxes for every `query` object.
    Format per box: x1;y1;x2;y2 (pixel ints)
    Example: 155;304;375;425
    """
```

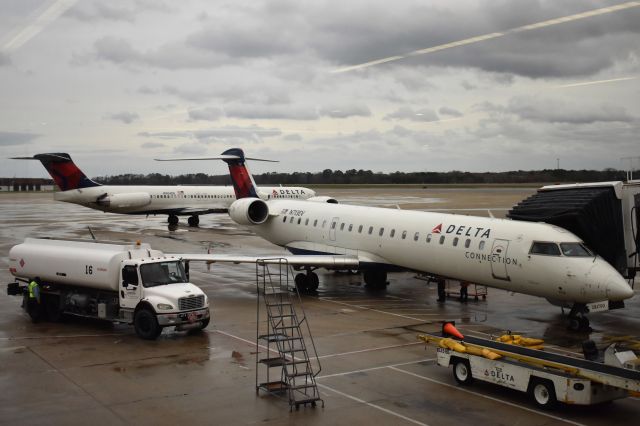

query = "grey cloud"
107;111;140;124
188;107;223;121
508;96;634;124
65;4;135;22
319;104;371;118
173;143;207;155
384;106;439;122
139;125;282;143
0;131;39;146
283;134;303;141
225;104;318;120
0;52;10;66
141;142;166;149
439;107;462;117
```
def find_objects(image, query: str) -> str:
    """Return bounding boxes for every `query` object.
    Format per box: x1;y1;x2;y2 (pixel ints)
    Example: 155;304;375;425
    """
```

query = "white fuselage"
241;199;633;304
54;185;315;215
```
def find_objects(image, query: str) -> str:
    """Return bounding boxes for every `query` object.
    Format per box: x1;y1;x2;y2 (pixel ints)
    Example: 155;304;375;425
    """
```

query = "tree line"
93;168;631;185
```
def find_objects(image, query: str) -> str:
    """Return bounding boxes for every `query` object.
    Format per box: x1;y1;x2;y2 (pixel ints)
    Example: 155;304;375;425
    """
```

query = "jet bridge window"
414;232;419;241
560;243;593;257
530;242;561;256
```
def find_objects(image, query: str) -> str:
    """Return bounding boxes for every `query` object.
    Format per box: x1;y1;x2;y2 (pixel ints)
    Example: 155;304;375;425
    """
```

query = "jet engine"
96;193;151;208
229;198;269;225
307;196;338;204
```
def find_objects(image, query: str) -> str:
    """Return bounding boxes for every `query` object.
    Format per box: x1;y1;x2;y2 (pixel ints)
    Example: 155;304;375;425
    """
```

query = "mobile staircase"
255;258;324;411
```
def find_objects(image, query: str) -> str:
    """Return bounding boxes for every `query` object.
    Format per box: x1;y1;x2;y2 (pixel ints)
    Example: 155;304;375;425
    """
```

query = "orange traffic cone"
443;322;464;340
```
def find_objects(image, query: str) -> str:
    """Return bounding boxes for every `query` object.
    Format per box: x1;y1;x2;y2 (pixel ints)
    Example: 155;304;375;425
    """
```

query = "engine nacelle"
96;192;151;208
229;198;269;225
307;196;338;204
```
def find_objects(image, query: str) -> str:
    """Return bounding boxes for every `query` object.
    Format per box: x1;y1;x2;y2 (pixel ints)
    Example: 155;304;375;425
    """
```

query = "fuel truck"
7;238;210;340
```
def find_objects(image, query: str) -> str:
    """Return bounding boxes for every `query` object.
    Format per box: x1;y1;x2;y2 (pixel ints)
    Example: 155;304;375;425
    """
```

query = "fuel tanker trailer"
7;238;210;340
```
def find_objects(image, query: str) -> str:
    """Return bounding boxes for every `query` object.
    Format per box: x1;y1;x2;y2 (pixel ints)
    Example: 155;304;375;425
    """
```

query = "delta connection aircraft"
182;148;633;330
12;152;319;226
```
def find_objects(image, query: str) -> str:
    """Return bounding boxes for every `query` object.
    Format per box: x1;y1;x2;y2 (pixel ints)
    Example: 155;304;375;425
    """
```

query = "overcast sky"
1;0;639;178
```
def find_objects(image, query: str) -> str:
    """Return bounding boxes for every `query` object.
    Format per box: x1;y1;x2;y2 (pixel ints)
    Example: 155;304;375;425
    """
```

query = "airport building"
0;178;55;192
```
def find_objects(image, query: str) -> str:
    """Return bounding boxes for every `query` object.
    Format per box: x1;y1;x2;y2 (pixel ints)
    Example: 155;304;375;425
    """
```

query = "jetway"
508;181;640;283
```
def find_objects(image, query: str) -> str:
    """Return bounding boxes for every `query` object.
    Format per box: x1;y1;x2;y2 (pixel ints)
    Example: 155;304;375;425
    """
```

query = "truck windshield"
140;261;187;287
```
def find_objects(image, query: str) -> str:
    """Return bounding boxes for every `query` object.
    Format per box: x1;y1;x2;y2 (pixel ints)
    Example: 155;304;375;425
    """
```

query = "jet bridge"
507;181;640;282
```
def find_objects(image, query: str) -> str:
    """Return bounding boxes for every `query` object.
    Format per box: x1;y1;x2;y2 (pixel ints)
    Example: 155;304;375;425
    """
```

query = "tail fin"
11;153;101;191
220;148;259;199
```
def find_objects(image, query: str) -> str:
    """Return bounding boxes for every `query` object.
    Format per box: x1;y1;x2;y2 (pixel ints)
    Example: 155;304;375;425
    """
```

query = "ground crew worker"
459;281;469;303
27;276;42;322
437;278;446;302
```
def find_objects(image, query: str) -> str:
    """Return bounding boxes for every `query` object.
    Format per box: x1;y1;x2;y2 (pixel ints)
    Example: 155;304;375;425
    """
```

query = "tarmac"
1;188;639;425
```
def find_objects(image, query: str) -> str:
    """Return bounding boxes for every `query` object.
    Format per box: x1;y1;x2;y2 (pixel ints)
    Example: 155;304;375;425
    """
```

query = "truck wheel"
134;308;162;340
44;295;63;322
529;379;557;409
452;358;474;385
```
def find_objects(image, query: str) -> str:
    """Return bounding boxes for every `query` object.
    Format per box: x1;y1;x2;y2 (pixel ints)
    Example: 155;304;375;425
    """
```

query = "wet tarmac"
1;189;639;425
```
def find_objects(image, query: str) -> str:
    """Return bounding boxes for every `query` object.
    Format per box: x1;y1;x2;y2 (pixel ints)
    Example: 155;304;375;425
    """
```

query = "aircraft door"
329;217;339;241
490;239;510;281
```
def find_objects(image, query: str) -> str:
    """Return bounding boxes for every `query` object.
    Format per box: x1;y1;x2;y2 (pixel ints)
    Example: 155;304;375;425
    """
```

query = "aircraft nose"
607;274;634;301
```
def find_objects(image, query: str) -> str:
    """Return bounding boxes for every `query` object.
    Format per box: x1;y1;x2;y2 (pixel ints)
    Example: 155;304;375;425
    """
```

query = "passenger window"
331;221;337;229
390;229;395;238
322;220;327;228
453;237;458;246
439;235;445;244
358;225;363;233
282;216;287;223
305;218;309;226
379;228;384;236
340;223;345;231
297;218;301;224
289;217;294;223
368;226;373;235
426;234;432;243
479;241;485;250
465;239;470;248
348;224;353;232
414;232;419;241
530;242;561;256
314;219;318;227
402;231;407;240
560;243;592;257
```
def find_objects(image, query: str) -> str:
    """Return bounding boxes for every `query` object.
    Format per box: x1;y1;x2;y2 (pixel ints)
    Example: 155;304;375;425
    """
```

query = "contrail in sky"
1;0;78;53
333;1;640;73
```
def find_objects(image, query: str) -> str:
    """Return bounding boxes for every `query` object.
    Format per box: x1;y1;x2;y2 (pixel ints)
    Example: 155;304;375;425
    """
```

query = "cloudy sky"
1;0;639;178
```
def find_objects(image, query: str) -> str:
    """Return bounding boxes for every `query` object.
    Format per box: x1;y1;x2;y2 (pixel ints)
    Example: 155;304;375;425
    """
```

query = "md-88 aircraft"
13;152;318;226
213;148;633;330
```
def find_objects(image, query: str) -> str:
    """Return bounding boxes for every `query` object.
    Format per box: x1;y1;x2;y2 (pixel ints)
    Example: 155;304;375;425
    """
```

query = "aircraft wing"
175;253;359;268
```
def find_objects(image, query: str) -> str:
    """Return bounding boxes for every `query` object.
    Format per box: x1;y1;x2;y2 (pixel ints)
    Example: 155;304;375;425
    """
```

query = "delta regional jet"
210;148;632;330
12;153;317;226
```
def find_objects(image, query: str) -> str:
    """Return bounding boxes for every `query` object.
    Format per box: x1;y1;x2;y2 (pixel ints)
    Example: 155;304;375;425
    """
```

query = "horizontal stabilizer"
155;155;278;162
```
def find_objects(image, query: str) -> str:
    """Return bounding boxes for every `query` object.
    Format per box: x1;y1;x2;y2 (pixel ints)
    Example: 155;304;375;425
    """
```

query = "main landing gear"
187;215;200;227
294;270;319;293
567;304;591;332
168;214;179;225
363;270;388;291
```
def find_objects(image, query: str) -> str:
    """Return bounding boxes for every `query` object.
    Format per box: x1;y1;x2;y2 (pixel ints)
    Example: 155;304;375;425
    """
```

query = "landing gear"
567;304;591;332
168;214;179;225
187;215;200;227
294;271;319;293
363;270;388;290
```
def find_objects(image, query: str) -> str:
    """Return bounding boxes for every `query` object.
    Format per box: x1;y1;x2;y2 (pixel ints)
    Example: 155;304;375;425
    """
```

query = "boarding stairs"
255;258;324;411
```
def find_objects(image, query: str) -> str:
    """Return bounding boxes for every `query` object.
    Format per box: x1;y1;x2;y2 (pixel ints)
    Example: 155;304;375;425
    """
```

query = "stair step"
258;334;303;342
286;371;313;378
258;381;288;393
289;383;318;391
266;302;292;307
259;357;308;367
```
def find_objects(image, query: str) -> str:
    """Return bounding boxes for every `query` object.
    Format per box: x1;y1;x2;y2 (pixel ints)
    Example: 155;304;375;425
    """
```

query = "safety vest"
28;281;39;300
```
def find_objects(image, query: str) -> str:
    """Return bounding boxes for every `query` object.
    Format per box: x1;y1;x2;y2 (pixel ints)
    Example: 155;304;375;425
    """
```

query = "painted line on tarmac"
317;358;435;379
318;341;424;359
388;366;586;426
317;383;429;426
319;297;426;322
0;333;123;340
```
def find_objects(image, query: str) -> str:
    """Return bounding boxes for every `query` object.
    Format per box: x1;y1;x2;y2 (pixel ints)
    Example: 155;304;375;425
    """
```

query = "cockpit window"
140;261;187;287
560;243;593;257
530;242;561;256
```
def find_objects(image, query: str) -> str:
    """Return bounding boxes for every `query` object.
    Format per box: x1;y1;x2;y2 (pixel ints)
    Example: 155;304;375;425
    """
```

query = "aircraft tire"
188;216;200;227
168;215;179;225
364;270;387;290
308;272;319;291
295;273;308;292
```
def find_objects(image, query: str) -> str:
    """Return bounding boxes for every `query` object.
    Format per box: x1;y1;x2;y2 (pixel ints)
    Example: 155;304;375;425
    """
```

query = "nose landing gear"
567;304;591;332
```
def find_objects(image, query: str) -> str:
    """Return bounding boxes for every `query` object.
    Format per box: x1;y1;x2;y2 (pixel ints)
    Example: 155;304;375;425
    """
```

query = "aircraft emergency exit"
12;153;316;226
218;148;634;330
